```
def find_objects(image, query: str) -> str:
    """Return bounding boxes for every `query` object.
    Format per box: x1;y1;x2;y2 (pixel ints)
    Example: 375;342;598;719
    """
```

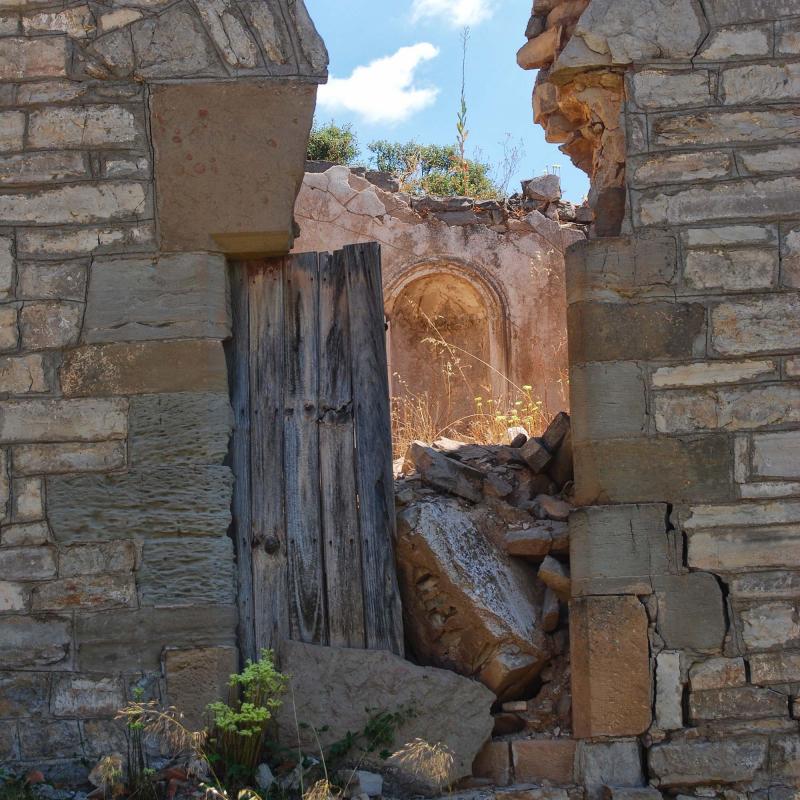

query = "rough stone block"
689;525;800;571
711;295;800;355
1;521;49;547
651;359;776;388
0;671;49;717
630;70;712;111
19;719;82;759
569;301;705;364
512;739;576;784
47;466;233;542
81;718;129;759
697;24;771;60
575;740;644;800
31;574;136;611
777;18;800;55
18;260;88;301
684;247;777;291
76;605;237;671
574;436;735;506
0;37;67;80
13;441;126;475
17;222;155;260
782;225;800;288
635;177;800;227
570;504;677;596
655;651;683;731
0;546;56;580
570;362;647;443
13;476;43;522
21;5;94;37
729;571;800;600
752;432;800;480
722;62;800;105
0;581;27;611
0;614;71;668
649;737;768;786
0;111;24;152
749;651;800;685
473;741;511;786
740;601;800;650
138;537;235;606
0;182;149;225
59;540;136;577
28;105;142;149
683;224;777;248
631;150;732;187
129;392;233;466
571;596;651;738
60;340;228;396
51;674;124;717
83;253;230;343
20;301;83;350
0;152;88;186
0;398;127;443
689;657;746;690
0;304;18;351
151;80;316;256
164;646;238;728
704;0;800;23
0;236;11;299
653;573;726;652
739;145;800;177
0;353;49;395
689;686;787;721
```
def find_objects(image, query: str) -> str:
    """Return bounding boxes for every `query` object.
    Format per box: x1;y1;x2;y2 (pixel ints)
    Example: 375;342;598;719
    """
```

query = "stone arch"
384;259;512;434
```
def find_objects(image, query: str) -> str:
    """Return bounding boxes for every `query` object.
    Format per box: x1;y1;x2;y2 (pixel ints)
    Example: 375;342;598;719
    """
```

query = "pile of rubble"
394;413;575;741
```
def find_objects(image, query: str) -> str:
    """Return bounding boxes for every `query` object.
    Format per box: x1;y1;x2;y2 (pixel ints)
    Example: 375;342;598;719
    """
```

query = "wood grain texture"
345;243;404;655
283;252;327;644
318;250;366;648
249;261;290;654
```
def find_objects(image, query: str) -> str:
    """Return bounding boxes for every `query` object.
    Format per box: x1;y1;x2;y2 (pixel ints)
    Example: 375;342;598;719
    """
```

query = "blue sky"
305;0;590;203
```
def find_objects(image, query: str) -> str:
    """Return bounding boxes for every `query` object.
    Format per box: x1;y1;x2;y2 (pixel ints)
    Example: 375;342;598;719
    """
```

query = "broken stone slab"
407;441;486;503
396;497;551;701
276;640;494;795
542;588;560;632
412;196;474;214
503;520;568;558
522;174;562;203
536;495;572;521
538;556;571;600
520;437;553;473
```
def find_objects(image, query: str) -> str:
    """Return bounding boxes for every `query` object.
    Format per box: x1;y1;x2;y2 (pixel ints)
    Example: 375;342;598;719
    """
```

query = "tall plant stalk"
456;26;470;196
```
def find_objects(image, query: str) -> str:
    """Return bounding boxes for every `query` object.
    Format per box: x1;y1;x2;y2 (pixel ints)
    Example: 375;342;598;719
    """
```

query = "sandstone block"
571;504;677;596
0;614;71;668
47;466;233;542
689;525;800;572
689;686;787;721
631;151;732;187
574;436;734;505
20;301;83;350
21;5;94;37
60;540;136;577
684;247;776;291
0;111;24;152
19;720;82;759
569;301;705;364
76;605;237;671
473;741;511;786
683;224;777;248
630;70;712;111
722;62;800;105
276;640;494;794
752;432;800;480
655;651;683;731
654;573;726;652
0;546;56;580
0;580;27;611
138;536;234;606
0;353;49;395
0;304;17;351
651;359;776;388
512;739;576;784
503;521;566;558
712;294;800;355
13;476;43;522
649;738;768;786
689;657;746;690
164;646;239;728
538;555;570;600
570;362;647;442
749;651;800;685
682;500;800;534
18;222;155;259
739;145;800;177
0;398;127;443
396;498;551;701
575;739;644;800
731;573;800;600
102;154;150;178
28;105;142;149
0;37;66;80
31;574;136;611
740;601;800;650
571;596;651;738
0;151;88;186
18;261;88;301
51;674;124;718
1;521;49;547
60;340;228;396
698;24;771;60
0;671;49;717
83;253;230;343
13;441;126;475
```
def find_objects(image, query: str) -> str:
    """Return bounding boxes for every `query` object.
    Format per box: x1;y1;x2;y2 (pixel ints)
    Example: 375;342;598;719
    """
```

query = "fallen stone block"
538;556;571;600
503;521;567;558
520;437;553;473
407;441;485;503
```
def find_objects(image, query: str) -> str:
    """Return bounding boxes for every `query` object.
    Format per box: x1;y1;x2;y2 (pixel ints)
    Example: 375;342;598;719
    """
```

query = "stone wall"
0;0;325;780
522;0;800;796
293;166;585;427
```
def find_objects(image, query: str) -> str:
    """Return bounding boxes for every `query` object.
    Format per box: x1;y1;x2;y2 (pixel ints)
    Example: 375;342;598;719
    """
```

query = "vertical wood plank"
345;242;405;655
318;250;367;649
249;259;290;655
228;262;256;663
284;252;328;644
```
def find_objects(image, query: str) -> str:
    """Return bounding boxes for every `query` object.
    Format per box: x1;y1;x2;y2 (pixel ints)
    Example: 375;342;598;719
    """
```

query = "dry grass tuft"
387;738;454;793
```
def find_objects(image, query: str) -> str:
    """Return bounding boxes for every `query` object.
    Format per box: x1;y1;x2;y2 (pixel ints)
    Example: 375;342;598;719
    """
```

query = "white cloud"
410;0;495;27
317;43;440;125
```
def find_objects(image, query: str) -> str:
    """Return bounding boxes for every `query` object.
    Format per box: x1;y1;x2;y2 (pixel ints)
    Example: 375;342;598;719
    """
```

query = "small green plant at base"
0;770;36;800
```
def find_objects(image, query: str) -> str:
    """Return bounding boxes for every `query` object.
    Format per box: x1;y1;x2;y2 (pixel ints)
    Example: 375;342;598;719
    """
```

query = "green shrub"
307;121;359;165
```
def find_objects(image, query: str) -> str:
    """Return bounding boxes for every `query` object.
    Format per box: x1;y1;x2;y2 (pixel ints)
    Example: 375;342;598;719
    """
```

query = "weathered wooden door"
230;242;404;660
